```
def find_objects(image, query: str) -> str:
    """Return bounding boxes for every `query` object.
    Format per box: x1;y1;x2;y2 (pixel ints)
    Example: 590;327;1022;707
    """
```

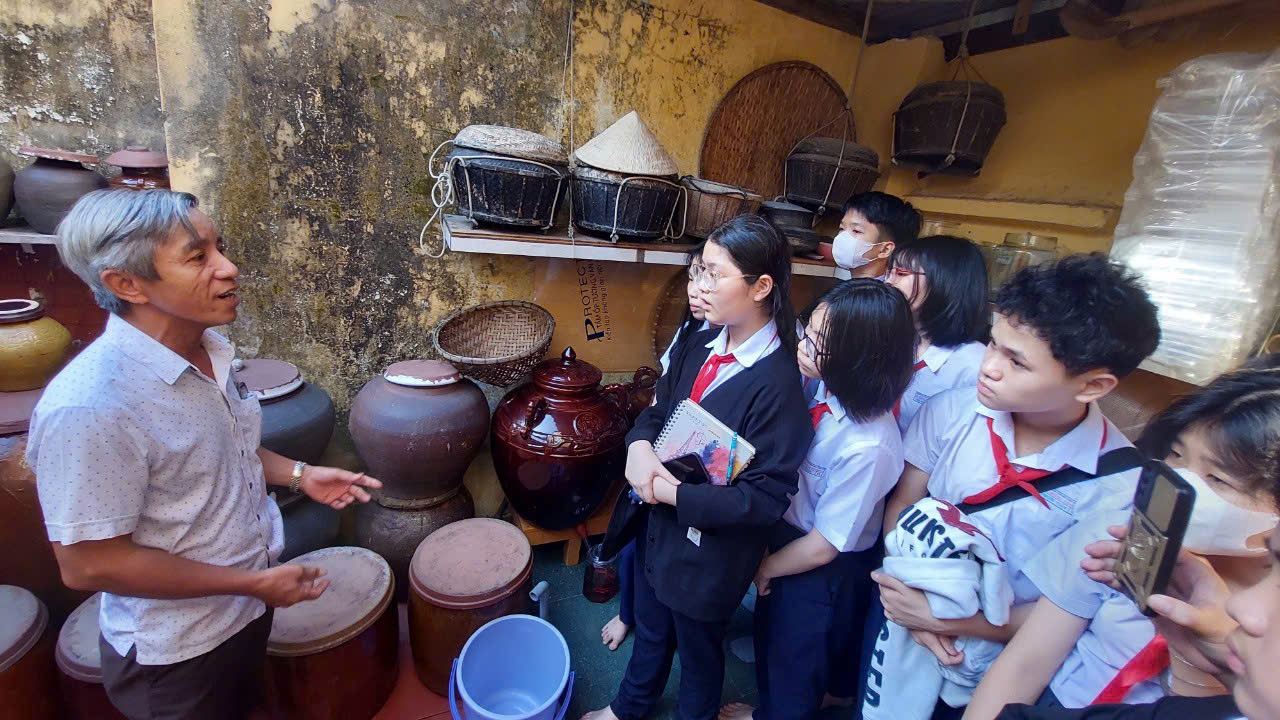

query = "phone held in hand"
1116;460;1196;616
663;453;715;486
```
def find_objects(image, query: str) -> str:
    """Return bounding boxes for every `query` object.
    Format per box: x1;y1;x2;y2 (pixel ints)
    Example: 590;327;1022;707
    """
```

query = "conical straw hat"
574;111;678;177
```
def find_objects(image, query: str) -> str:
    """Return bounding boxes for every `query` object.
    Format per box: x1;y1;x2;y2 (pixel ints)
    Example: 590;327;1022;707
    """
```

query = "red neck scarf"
960;415;1108;509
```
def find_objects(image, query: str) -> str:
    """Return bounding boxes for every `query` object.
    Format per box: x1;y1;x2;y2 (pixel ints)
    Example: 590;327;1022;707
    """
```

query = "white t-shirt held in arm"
783;380;904;553
1024;510;1163;707
902;387;1139;605
26;314;284;666
895;341;986;434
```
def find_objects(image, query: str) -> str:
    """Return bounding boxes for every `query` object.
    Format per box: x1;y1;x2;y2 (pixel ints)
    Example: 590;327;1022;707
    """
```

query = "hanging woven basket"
892;80;1006;176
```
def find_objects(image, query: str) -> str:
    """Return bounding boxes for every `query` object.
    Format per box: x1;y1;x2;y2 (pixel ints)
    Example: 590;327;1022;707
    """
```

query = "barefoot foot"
821;694;853;710
718;702;755;720
601;614;631;651
581;706;621;720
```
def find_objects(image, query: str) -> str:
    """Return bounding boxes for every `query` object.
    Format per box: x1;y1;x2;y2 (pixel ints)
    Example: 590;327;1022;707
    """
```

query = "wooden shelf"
442;215;850;279
0;224;57;251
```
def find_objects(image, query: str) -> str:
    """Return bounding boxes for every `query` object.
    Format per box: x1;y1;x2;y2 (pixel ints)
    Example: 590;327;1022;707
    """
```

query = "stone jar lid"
232;358;304;402
0;585;47;674
384;359;461;387
0;298;45;325
105;146;169;169
0;387;44;435
56;593;104;683
267;547;393;657
17;146;98;165
410;518;532;610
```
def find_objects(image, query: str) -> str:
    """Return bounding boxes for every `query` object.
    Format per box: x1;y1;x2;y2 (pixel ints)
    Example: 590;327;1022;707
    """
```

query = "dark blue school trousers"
618;540;636;626
611;530;730;720
753;521;881;720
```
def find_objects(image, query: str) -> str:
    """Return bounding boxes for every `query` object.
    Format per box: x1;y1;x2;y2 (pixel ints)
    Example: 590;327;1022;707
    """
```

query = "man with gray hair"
26;189;381;720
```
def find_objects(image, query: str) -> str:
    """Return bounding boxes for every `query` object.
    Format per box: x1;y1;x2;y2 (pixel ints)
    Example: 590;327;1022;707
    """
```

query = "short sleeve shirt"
26;314;284;665
783;380;903;552
895;341;985;434
1024;510;1163;707
903;387;1139;605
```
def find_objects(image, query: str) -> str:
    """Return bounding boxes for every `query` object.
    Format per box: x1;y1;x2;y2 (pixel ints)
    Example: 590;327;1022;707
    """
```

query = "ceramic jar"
0;299;72;393
13;147;107;235
105;146;170;191
349;360;489;505
491;347;653;530
0;586;60;720
0;157;13;221
351;487;475;602
56;594;127;720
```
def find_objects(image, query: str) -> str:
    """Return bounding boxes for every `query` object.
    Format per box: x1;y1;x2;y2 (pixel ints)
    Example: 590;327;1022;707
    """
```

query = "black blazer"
626;327;813;622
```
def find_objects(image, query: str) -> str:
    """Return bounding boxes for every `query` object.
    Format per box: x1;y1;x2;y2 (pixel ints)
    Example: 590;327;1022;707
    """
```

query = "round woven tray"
432;301;555;387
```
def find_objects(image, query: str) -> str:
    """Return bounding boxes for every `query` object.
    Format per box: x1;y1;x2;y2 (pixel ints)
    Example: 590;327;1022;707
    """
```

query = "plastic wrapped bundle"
1111;50;1280;385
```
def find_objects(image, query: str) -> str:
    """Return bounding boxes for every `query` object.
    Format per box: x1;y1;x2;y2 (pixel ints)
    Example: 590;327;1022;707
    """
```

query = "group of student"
579;191;1280;720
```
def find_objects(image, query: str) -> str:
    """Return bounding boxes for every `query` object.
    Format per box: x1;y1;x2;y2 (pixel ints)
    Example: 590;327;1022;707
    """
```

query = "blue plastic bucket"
449;614;574;720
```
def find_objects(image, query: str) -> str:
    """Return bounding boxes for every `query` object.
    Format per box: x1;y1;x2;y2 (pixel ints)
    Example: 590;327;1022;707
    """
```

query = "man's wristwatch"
290;461;306;494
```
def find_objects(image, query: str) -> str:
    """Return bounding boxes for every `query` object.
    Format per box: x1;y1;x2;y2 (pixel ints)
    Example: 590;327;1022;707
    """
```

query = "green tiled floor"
533;545;858;720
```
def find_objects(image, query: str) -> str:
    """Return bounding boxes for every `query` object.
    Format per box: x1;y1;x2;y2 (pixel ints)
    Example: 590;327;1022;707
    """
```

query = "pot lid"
105;146;169;169
0;585;47;674
574;111;678;177
681;176;760;198
0;298;45;325
384;359;461;387
533;347;602;391
410;518;532;610
17;146;98;165
0;388;44;435
267;547;393;657
57;593;104;683
453;125;568;165
231;358;303;401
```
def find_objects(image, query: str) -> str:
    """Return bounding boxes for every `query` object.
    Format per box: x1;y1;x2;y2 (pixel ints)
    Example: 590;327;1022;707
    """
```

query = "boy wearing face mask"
832;192;922;279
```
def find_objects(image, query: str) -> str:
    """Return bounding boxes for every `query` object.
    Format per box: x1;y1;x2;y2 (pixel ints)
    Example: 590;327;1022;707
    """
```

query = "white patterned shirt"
27;314;284;665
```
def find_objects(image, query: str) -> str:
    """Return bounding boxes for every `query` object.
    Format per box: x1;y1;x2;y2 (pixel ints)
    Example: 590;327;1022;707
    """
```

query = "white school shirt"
1024;510;1163;707
26;314;284;665
896;341;986;434
903;387;1139;605
783;380;904;552
659;319;711;375
697;319;782;399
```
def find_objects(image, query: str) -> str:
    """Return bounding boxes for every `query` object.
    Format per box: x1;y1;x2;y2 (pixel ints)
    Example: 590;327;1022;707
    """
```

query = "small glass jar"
582;543;620;603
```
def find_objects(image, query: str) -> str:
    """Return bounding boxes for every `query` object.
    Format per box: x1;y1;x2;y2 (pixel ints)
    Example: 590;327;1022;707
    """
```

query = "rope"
562;0;577;250
941;0;982;171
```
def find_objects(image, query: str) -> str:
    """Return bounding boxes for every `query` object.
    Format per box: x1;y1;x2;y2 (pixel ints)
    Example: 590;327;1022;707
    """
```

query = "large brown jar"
351;486;475;602
491;347;653;530
0;586;60;720
408;518;533;695
0;299;72;393
13;147;107;235
349;360;489;505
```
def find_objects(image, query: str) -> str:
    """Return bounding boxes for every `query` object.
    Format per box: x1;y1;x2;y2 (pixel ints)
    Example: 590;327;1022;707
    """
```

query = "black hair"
842;191;922;246
809;279;918;422
705;214;798;356
889;235;990;347
1138;354;1280;506
993;253;1160;378
668;246;707;369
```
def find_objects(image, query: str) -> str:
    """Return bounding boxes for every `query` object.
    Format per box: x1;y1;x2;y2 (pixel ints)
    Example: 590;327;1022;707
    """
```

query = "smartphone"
1115;460;1196;616
662;454;715;486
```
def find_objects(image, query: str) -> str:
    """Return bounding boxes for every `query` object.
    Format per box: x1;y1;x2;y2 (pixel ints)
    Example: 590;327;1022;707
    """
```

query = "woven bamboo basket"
680;177;762;239
432;301;556;387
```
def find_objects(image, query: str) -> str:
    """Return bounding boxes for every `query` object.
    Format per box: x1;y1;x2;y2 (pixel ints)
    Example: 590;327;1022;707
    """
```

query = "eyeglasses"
688;263;755;292
800;331;829;360
890;266;925;278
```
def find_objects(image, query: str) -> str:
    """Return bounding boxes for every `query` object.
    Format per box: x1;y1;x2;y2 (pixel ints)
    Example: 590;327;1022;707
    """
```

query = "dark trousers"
754;522;880;720
99;609;273;720
618;540;636;626
611;536;730;720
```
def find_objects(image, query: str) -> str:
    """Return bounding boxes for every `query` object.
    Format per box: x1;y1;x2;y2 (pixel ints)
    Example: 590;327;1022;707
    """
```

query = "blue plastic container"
449;614;574;720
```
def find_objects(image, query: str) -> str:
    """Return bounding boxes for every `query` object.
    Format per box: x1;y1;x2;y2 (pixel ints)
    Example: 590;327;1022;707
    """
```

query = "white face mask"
1178;468;1277;557
832;230;879;270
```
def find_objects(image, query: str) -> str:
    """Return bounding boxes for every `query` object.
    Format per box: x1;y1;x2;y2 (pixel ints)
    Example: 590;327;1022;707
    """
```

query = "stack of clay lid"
571;112;683;240
105;146;170;191
447;125;569;230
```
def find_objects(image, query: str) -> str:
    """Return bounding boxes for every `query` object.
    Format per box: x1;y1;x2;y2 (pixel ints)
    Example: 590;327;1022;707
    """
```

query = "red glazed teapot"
491;348;656;530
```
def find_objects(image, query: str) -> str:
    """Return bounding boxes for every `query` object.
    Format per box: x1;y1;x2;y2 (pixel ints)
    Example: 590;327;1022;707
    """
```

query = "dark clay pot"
349;360;489;505
105;146;170;191
491;347;654;530
0;158;13;221
14;148;107;235
352;487;476;602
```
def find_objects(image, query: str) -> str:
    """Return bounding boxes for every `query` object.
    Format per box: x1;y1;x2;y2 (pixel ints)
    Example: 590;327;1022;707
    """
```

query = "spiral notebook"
654;399;756;486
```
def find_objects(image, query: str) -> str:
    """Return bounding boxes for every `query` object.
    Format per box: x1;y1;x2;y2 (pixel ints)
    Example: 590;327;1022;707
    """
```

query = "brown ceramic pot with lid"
407;518;534;694
263;547;398;720
13;147;107;235
349;359;489;505
491;348;655;530
0;585;60;720
0;299;72;392
105;146;170;191
56;593;127;720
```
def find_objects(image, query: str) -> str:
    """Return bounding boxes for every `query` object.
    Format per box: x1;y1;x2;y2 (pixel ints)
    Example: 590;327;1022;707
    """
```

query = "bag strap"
958;446;1146;513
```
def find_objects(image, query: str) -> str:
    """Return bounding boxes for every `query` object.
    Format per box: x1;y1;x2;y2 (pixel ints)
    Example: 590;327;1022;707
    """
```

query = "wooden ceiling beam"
750;0;863;35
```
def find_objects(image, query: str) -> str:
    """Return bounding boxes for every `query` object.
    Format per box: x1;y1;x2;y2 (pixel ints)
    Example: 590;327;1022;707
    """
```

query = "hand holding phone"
1115;460;1195;616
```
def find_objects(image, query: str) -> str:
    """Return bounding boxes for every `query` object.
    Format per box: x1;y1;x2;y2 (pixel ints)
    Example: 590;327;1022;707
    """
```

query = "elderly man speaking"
26;189;381;720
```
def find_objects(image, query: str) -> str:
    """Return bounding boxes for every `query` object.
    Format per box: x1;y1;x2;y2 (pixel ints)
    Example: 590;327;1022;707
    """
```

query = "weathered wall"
0;0;164;179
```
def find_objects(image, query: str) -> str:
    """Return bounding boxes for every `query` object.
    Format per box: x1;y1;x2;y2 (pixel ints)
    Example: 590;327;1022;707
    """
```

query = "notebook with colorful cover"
654;399;756;485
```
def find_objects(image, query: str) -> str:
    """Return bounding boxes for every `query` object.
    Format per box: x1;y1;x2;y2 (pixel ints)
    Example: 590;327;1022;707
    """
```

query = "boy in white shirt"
869;253;1161;715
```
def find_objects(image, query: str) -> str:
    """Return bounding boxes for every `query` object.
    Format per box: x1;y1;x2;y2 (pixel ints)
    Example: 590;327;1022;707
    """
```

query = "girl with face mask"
965;357;1280;718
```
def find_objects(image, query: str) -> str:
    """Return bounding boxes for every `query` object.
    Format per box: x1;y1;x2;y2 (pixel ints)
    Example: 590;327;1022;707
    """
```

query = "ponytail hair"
705;214;798;356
